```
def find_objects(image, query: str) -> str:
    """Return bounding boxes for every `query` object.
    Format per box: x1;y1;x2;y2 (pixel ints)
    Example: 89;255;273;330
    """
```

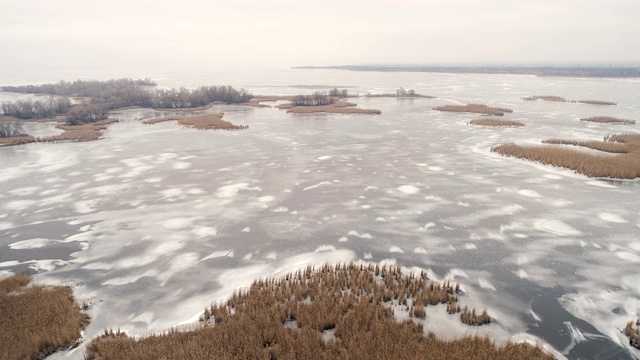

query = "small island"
277;92;381;114
144;113;248;131
434;104;513;116
580;116;635;124
468;119;525;127
491;133;640;179
522;95;617;105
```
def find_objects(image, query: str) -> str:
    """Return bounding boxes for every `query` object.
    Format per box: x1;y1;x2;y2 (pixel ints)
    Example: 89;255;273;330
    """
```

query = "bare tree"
0;121;25;138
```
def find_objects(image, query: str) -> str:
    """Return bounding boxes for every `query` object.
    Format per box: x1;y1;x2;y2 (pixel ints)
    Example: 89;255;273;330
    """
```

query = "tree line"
0;79;253;125
1;97;71;120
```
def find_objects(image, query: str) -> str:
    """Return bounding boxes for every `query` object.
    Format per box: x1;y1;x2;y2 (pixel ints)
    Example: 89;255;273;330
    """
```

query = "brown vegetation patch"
40;119;118;143
522;96;569;102
468;119;525;127
625;319;640;349
541;139;628;153
86;263;552;360
578;100;617;105
278;100;381;115
580;116;635;124
0;274;89;360
522;96;617;106
434;104;513;116
144;113;248;131
491;133;640;179
0;135;37;146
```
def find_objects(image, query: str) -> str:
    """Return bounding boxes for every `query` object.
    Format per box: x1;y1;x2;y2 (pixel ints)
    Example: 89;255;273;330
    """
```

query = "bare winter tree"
0;121;25;138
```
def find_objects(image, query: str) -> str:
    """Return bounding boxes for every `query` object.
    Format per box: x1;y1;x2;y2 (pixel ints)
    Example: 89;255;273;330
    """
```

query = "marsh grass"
522;96;616;106
86;263;552;360
277;100;381;114
580;116;635;124
144;113;248;130
468;119;525;127
522;96;569;102
578;100;617;105
541;139;629;153
433;104;513;116
0;134;37;146
0;274;89;360
625;319;640;349
492;133;640;179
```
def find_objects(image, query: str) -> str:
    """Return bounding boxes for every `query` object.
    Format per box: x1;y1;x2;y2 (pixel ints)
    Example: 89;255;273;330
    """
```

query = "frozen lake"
1;69;639;359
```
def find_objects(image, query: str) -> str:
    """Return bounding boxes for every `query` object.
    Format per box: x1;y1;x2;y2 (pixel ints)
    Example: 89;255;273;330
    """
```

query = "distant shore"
294;65;640;78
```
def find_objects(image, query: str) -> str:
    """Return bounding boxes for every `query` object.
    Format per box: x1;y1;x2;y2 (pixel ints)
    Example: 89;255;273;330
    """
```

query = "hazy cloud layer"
1;0;639;71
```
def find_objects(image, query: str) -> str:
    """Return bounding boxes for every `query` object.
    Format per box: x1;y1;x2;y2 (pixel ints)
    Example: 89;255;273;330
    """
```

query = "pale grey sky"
1;0;639;70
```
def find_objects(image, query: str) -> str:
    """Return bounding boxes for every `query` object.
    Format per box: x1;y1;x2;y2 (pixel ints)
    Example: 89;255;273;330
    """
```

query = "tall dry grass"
86;263;553;360
468;119;525;127
541;139;628;153
625;319;640;349
580;116;635;124
0;274;89;360
492;134;640;179
278;100;381;114
0;135;37;146
434;104;513;116
522;96;568;102
578;100;617;105
144;113;248;131
522;96;616;105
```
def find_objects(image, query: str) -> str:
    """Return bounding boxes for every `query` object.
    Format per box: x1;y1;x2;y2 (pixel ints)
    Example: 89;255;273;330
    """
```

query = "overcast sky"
2;0;639;71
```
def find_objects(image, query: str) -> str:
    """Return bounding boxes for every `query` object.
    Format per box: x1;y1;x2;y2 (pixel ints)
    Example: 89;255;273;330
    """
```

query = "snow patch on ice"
163;217;196;230
598;213;627;223
303;181;332;191
201;250;234;261
518;189;541;198
347;230;373;239
315;245;336;252
535;219;581;236
615;252;640;262
192;226;217;238
389;246;404;254
445;268;469;280
9;238;59;249
398;185;420;194
478;278;497;290
414;247;427;254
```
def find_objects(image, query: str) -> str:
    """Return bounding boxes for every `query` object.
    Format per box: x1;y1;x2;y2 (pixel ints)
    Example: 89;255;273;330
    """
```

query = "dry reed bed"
0;119;117;146
0;134;37;146
541;139;629;153
433;104;513;116
144;113;248;130
522;96;617;105
492;133;640;179
278;100;381;115
580;116;636;125
625;319;640;349
468;119;525;127
86;263;553;360
0;274;89;360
